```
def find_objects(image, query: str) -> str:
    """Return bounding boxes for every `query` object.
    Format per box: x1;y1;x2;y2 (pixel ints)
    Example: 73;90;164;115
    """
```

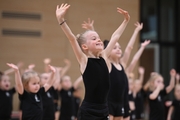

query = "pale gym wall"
0;0;140;111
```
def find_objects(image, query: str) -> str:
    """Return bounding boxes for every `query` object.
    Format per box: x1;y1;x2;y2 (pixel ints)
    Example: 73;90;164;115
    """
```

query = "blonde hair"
148;73;163;90
76;30;95;50
61;75;71;83
21;71;39;91
128;73;135;80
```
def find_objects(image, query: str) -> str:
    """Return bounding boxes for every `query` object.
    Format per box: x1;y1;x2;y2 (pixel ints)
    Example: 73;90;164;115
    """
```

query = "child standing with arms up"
82;19;145;120
56;3;130;120
7;63;56;120
0;74;16;120
148;69;176;120
167;74;180;120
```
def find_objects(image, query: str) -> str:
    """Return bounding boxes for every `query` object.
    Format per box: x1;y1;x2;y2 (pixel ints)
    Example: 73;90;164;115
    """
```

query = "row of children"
0;59;83;120
0;2;179;120
56;3;179;120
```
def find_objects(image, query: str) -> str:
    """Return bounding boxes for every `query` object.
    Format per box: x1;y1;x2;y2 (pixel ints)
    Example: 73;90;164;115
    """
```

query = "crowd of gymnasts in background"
0;3;179;120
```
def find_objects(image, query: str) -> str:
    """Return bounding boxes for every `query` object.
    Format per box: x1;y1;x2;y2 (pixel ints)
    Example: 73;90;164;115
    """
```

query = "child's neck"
86;51;101;58
109;57;119;64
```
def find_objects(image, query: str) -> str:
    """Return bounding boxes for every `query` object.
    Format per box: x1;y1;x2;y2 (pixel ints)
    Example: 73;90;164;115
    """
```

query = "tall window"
140;0;180;87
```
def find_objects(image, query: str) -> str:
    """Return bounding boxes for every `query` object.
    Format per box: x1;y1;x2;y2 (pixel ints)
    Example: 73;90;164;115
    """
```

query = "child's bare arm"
73;76;83;89
7;63;24;94
44;65;56;92
82;18;95;30
104;8;130;57
125;40;150;74
143;80;150;91
60;59;71;77
43;58;51;73
53;67;61;90
149;85;162;100
176;73;180;85
167;106;174;120
56;4;86;66
166;69;176;94
4;62;24;75
121;22;143;68
138;66;145;84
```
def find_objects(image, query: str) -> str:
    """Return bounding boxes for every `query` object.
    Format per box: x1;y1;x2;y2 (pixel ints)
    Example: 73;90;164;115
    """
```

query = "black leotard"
77;57;110;120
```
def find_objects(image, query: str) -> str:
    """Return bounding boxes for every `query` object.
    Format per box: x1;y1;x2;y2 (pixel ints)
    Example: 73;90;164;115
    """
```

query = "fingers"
117;7;128;15
57;3;70;9
170;69;176;76
117;7;130;21
7;63;12;67
48;65;56;73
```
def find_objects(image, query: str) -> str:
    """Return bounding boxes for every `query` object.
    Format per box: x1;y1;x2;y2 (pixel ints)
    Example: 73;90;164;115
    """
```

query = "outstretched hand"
141;40;151;47
82;18;94;30
138;66;145;74
28;64;35;70
56;3;70;24
117;7;130;21
44;58;51;64
64;59;71;66
170;69;176;77
134;22;143;31
176;73;180;84
48;65;56;73
7;63;19;71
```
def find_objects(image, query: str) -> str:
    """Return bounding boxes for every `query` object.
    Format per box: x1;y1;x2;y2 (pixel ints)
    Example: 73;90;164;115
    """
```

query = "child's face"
134;80;142;92
27;77;40;93
40;73;49;86
83;31;103;54
61;76;72;89
110;42;122;59
0;75;10;90
154;76;164;90
174;86;180;100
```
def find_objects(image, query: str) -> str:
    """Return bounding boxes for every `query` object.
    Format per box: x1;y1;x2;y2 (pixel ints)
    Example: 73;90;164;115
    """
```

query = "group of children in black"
0;3;180;120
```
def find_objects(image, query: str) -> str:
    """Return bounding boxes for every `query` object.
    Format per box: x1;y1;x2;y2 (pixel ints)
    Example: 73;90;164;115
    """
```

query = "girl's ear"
81;44;88;51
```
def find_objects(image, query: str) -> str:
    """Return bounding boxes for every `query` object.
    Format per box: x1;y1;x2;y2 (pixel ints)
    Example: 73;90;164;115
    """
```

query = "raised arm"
103;7;130;57
166;69;176;94
44;65;56;92
125;40;150;74
7;63;24;94
82;18;95;30
167;106;174;120
53;67;61;90
4;62;24;75
149;84;162;100
176;73;180;85
56;3;86;65
43;58;51;73
73;76;83;89
121;22;143;68
138;66;145;84
60;59;71;77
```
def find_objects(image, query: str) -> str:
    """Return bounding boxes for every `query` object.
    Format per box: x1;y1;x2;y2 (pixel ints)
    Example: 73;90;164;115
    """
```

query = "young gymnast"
82;18;145;120
167;73;180;120
147;69;176;120
0;74;16;120
7;63;56;120
58;75;82;120
133;67;147;120
56;3;130;120
40;68;61;120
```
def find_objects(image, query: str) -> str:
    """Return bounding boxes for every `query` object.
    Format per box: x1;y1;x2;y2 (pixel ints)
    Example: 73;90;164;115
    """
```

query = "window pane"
141;0;157;41
160;0;175;42
161;47;176;85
